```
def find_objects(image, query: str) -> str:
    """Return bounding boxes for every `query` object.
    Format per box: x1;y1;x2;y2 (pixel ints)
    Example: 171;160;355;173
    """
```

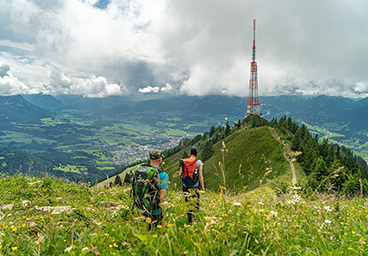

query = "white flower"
65;246;74;252
287;200;296;205
270;211;278;217
293;194;300;201
258;202;264;205
82;247;89;252
233;202;242;207
325;220;332;224
324;206;332;212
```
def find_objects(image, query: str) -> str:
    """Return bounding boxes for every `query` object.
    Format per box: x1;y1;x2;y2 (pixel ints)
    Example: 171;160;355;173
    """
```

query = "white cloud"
161;83;173;92
0;72;29;95
138;86;160;93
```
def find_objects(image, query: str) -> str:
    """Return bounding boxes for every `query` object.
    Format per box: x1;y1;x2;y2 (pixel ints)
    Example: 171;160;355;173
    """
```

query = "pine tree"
114;175;122;186
225;121;231;136
123;173;131;184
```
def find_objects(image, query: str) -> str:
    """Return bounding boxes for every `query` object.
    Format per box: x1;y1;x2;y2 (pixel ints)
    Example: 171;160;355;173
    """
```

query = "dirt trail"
268;127;297;185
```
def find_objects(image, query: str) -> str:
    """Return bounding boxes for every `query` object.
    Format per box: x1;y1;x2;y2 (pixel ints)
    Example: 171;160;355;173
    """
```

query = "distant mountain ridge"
0;95;51;125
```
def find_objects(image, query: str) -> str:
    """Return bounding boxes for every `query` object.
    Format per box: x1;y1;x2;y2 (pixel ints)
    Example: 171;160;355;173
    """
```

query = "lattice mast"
246;19;261;116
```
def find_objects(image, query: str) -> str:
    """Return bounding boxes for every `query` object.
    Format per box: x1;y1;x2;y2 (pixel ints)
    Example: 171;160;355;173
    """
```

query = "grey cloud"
0;63;10;78
1;0;368;98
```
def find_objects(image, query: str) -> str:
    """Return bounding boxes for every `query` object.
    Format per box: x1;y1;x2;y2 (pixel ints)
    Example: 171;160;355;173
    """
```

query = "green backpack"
132;165;161;212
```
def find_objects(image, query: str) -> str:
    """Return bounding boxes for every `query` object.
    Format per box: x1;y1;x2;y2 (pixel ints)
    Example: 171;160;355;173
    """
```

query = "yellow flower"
146;218;152;224
23;216;26;219
35;242;40;245
113;243;118;247
109;244;112;248
352;231;356;235
260;209;265;213
22;224;26;227
167;223;172;227
12;246;17;251
26;218;30;221
157;225;163;228
104;233;109;236
153;235;158;238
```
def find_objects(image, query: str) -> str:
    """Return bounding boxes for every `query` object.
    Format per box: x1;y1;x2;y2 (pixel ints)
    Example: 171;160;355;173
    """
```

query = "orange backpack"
180;158;199;188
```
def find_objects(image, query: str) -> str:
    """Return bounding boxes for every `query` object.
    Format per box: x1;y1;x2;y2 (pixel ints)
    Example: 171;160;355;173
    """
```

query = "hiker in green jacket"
145;150;169;230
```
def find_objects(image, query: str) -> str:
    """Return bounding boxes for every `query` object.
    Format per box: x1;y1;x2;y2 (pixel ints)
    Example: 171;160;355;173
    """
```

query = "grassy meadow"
0;168;367;255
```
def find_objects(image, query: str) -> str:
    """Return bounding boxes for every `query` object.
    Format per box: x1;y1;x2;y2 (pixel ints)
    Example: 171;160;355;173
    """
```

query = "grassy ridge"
163;126;290;192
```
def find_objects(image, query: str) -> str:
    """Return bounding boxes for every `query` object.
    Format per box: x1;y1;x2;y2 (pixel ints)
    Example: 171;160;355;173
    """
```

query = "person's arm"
158;172;169;213
198;165;205;191
178;167;182;180
160;188;168;213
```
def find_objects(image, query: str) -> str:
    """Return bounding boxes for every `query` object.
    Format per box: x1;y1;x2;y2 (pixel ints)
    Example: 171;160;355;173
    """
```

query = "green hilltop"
163;125;291;192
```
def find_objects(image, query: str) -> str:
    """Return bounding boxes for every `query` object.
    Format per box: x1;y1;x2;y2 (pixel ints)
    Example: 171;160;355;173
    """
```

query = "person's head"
149;149;164;166
190;146;198;156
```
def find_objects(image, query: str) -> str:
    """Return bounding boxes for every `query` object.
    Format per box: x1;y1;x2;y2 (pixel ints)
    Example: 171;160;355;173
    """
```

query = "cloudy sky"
0;0;367;98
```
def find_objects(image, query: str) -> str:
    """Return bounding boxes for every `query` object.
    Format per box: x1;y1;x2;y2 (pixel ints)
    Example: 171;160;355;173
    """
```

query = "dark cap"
149;149;164;160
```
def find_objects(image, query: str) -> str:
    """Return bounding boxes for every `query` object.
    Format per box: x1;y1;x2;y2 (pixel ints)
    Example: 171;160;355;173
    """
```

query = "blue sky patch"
93;0;110;10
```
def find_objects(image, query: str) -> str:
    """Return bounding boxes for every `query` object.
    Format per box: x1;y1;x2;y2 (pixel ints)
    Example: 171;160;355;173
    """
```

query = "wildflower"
325;220;332;224
167;223;172;227
146;218;152;224
113;243;118;247
153;235;158;238
258;202;264;205
35;242;40;246
287;200;295;205
11;225;17;231
352;231;356;235
82;247;89;252
324;206;332;212
73;233;77;240
157;225;163;228
146;249;151;255
109;244;112;248
12;246;17;251
270;211;278;217
65;246;73;252
104;233;109;236
260;209;265;213
233;202;242;207
293;194;300;201
122;241;128;246
22;224;26;227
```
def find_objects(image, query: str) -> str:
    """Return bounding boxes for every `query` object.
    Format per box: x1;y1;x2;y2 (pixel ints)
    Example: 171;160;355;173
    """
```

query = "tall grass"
0;172;367;255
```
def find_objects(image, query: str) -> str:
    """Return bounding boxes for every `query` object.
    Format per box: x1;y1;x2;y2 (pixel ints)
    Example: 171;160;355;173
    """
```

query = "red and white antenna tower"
246;19;261;116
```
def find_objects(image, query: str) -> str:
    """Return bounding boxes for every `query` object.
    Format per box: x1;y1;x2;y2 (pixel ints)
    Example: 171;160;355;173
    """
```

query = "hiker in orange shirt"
179;146;204;224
